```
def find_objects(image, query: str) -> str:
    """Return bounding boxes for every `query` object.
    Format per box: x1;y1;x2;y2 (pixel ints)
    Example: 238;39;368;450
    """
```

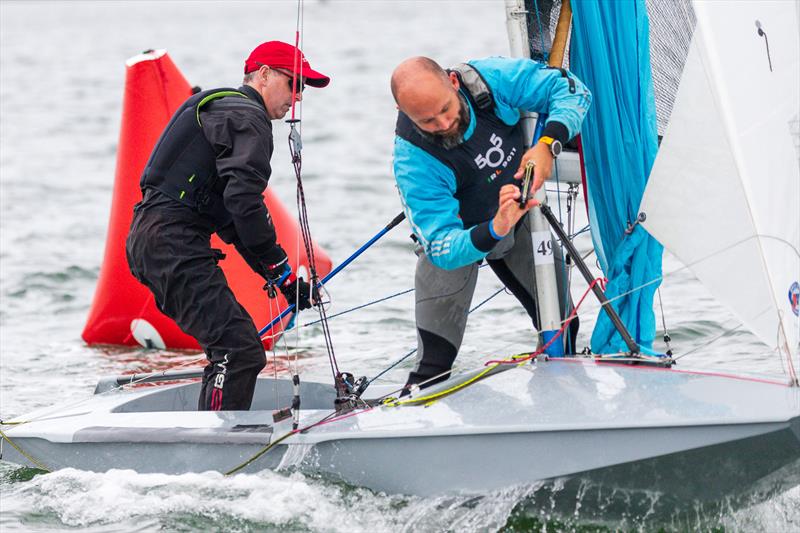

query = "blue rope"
366;286;506;385
570;225;590;239
274;267;505;387
289;288;415;331
545;186;580;195
259;212;406;337
470;286;506;314
284;264;494;332
344;218;591;386
365;348;417;387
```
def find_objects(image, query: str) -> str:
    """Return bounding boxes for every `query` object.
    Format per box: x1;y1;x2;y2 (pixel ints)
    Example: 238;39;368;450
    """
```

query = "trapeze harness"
140;88;262;228
394;63;526;228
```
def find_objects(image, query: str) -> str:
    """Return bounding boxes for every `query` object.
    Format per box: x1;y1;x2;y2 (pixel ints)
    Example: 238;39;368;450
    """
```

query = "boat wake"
1;462;797;532
0;464;529;532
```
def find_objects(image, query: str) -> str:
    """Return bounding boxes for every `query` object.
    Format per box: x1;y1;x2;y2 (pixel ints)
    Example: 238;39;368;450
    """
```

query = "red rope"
485;277;606;365
301;405;374;432
550;358;794;387
290;30;300;120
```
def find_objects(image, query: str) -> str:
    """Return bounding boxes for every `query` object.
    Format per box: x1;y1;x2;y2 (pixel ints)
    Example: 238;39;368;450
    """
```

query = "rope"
570;224;590;239
269;295;284;410
672;320;743;361
224;404;374;476
280;287;415;334
381;365;503;408
486;277;604;365
552;168;578;354
224;427;298;475
656;287;673;356
366;286;506;386
263;264;496;342
289;0;303;121
373;343;537;406
0;427;51;472
776;323;799;385
545;186;584;196
287;93;339;381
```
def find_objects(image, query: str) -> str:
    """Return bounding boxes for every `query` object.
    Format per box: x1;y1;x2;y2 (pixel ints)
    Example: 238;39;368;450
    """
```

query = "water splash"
0;466;541;532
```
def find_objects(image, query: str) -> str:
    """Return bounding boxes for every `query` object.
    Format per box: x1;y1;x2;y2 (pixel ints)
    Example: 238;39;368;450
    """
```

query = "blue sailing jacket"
393;57;591;270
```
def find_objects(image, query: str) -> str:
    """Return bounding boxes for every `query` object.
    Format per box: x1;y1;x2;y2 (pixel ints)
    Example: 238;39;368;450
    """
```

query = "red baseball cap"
244;41;330;88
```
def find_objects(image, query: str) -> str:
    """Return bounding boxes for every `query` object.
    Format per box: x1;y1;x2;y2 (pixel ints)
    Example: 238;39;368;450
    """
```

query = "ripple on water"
3;267;98;317
20;266;97;284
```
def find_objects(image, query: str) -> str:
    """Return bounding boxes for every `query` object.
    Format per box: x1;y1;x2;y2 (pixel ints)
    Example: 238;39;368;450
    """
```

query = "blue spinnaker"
570;0;664;353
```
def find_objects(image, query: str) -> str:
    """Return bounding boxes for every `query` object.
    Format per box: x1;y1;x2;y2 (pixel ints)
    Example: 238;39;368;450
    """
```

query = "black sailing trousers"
126;208;266;411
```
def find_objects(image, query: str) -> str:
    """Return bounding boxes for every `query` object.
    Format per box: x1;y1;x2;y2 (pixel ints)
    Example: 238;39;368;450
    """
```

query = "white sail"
640;0;800;363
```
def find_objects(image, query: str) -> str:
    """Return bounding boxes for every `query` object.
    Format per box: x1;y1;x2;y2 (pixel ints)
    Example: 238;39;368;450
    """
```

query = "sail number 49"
531;231;555;265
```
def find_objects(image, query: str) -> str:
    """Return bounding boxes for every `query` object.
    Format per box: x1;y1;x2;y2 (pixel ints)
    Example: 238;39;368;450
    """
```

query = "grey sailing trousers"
407;216;577;388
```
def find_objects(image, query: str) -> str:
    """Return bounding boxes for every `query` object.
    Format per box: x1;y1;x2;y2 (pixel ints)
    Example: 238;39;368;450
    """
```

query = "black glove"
263;261;317;311
280;276;315;311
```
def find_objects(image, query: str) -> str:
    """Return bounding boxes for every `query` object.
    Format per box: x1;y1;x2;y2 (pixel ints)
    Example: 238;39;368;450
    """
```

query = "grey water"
0;1;797;531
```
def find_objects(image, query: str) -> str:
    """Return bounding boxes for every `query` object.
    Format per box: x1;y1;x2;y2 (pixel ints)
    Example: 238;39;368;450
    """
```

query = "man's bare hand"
492;184;539;237
513;142;553;193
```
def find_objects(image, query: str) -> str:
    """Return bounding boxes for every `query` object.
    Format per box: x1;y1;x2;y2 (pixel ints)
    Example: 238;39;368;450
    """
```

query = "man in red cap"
127;41;330;411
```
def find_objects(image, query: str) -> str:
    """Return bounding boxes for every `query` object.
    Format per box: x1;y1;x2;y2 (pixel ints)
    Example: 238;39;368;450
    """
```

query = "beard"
416;93;470;150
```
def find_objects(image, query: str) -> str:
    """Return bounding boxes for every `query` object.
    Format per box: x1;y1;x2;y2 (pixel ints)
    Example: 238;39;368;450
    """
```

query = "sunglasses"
277;70;305;93
257;63;305;93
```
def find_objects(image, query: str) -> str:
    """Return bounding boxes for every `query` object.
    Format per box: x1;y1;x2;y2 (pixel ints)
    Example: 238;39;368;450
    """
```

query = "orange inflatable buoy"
82;50;331;350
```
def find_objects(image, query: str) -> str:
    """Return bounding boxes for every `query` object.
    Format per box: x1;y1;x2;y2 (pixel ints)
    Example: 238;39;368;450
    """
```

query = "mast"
505;0;569;356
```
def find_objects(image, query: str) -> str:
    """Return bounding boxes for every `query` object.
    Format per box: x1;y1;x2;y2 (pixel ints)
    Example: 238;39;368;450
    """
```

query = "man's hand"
263;262;318;310
514;142;553;194
280;277;317;311
492;184;538;237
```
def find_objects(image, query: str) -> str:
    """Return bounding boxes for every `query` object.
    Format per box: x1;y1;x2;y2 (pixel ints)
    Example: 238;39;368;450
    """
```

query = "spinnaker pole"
258;212;406;337
540;205;640;354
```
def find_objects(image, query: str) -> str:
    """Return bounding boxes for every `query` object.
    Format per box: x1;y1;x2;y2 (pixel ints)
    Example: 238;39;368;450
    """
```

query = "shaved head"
390;56;449;104
391;56;468;147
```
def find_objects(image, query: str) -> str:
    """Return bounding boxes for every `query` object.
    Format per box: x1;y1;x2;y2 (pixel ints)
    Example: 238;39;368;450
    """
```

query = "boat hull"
2;359;799;500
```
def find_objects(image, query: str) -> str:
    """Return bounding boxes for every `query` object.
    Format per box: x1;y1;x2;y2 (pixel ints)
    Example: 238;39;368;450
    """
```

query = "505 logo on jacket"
474;133;517;180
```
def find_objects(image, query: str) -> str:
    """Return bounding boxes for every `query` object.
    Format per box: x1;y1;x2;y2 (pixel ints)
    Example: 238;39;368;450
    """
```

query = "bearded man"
391;56;591;391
